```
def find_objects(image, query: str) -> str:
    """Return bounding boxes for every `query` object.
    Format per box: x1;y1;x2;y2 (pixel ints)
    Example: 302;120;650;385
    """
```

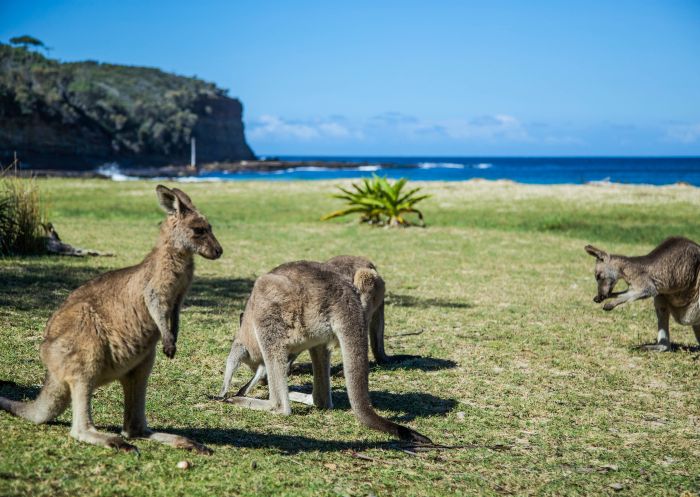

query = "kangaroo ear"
585;244;608;261
171;188;196;211
156;185;182;215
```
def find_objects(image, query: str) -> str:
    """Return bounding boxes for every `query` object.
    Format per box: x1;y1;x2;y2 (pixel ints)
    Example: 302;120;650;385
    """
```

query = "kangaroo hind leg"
121;350;212;455
68;379;137;452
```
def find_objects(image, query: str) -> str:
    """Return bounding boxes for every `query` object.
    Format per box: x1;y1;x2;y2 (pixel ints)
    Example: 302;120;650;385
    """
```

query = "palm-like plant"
321;175;429;227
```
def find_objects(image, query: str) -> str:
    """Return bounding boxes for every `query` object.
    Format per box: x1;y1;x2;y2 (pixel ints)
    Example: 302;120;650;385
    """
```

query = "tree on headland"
9;35;46;51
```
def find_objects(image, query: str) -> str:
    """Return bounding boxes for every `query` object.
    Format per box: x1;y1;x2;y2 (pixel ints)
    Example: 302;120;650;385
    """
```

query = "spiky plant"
321;175;429;227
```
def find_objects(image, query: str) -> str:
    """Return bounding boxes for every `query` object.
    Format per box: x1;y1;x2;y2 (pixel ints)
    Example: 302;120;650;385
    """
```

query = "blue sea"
197;157;700;185
105;157;700;185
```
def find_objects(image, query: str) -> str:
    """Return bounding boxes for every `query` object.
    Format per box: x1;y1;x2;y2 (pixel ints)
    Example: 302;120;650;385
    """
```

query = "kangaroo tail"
337;322;432;444
219;342;248;398
0;373;70;424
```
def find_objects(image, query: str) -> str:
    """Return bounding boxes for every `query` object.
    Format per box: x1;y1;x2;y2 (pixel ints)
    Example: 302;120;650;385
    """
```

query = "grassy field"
1;178;699;497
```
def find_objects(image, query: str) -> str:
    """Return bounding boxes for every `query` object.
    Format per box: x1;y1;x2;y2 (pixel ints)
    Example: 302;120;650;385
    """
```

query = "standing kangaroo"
585;237;700;351
219;260;432;444
0;185;222;453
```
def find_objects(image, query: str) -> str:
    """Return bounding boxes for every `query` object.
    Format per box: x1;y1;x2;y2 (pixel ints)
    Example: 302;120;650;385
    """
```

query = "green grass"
1;179;699;497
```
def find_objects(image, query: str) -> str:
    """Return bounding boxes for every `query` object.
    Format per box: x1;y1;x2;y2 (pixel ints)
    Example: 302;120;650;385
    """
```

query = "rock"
176;460;191;470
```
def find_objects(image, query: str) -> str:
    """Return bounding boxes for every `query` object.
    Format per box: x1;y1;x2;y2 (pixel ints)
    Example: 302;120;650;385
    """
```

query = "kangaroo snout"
201;241;223;260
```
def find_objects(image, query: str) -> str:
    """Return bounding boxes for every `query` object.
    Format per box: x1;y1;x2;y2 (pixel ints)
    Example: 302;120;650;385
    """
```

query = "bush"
0;168;47;255
321;175;430;227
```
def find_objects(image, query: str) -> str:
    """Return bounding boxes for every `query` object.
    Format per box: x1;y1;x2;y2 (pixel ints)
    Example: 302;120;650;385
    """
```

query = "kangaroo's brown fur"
219;255;390;397
585;236;700;351
219;260;432;444
0;185;222;453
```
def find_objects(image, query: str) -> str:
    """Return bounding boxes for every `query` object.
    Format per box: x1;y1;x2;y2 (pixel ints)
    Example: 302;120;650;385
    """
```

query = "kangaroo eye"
193;227;208;236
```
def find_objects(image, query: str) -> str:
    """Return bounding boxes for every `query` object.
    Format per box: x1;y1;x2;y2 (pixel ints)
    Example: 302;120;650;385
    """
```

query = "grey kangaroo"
0;185;222;453
324;255;416;364
586;236;700;351
222;255;414;398
219;260;432;444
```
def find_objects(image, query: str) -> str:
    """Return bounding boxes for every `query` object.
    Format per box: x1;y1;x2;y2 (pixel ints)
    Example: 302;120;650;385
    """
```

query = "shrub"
321;175;430;227
0;167;47;255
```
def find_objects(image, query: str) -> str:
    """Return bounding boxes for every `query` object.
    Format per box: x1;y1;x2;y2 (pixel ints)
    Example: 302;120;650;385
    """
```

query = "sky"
2;0;699;156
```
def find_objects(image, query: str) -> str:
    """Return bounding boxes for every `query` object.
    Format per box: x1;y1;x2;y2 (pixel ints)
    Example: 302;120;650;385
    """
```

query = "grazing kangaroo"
222;255;412;398
219;260;432;444
0;185;222;453
324;255;414;364
585;236;700;351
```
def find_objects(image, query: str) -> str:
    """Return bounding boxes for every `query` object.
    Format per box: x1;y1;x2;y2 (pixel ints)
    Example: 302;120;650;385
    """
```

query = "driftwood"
43;223;114;257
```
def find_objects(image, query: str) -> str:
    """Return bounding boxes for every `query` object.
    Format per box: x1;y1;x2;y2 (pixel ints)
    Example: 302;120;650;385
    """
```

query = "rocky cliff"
0;44;255;169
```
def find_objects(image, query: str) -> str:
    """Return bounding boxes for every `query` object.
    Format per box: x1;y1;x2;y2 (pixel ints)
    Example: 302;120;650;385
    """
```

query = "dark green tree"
9;35;45;50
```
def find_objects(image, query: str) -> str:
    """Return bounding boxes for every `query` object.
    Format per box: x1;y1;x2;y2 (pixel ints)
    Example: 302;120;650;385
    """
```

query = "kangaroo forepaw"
162;343;177;359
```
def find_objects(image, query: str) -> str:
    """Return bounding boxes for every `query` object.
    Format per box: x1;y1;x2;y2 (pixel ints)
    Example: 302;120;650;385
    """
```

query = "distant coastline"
15;156;700;186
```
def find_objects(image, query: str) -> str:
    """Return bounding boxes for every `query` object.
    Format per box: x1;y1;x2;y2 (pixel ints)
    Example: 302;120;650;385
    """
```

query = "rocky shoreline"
15;159;410;179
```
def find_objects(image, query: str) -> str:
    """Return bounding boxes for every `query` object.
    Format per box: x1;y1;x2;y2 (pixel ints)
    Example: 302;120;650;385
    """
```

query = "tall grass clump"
0;168;47;255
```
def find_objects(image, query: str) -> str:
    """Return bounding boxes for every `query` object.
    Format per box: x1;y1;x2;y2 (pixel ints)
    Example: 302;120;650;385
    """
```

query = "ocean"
106;157;700;185
199;157;700;185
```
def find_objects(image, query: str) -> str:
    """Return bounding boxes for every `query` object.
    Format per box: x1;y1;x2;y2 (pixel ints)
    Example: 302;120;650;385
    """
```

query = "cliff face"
192;94;253;164
0;44;255;169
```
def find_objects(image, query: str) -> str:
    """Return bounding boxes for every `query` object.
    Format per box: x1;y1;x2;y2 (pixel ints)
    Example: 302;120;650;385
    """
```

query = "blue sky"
2;1;699;156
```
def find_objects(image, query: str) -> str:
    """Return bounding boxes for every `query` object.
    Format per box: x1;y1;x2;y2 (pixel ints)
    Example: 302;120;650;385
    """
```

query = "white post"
190;137;197;171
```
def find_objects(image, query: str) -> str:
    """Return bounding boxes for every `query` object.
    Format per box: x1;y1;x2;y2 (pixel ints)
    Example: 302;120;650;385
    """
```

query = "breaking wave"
417;162;493;170
95;163;138;181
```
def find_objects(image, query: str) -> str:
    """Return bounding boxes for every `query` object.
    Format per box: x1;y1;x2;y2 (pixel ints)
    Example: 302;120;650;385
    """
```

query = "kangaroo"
585;236;700;351
0;185;222;453
219;260;432;444
324;255;409;364
220;255;404;397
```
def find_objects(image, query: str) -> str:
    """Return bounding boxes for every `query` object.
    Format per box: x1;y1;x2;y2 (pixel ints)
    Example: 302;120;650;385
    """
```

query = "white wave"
474;162;493;169
269;165;381;174
175;176;223;183
96;163;138;181
586;177;614;186
417;162;465;169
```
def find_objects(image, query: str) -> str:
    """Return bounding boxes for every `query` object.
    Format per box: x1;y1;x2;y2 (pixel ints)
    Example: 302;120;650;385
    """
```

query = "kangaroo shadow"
289;355;457;376
0;263;106;313
0;380;40;401
376;356;458;372
162;426;412;454
0;381;440;453
633;342;700;353
385;293;473;309
285;384;457;422
187;277;254;309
